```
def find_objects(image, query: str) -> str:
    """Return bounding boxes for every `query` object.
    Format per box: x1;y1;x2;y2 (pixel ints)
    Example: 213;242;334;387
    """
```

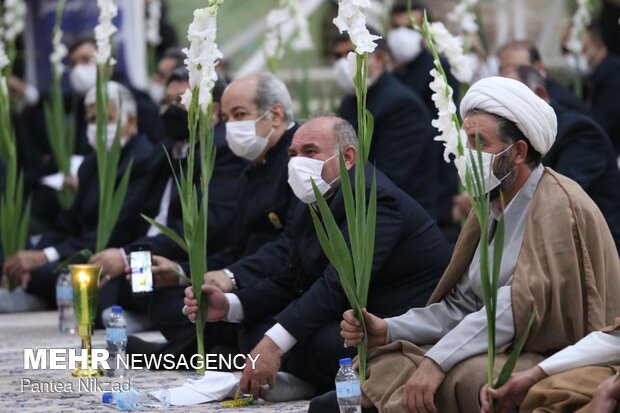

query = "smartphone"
130;244;153;294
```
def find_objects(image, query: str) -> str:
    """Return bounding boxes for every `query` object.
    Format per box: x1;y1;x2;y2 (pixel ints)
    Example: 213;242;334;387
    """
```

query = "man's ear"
343;145;357;169
269;104;285;128
514;140;528;165
211;102;221;126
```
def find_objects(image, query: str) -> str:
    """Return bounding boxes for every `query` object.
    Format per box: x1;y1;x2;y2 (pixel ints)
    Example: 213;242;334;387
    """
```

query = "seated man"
325;77;620;413
184;116;451;397
1;81;152;311
124;73;300;348
505;65;620;252
334;29;439;221
88;68;247;330
481;318;620;413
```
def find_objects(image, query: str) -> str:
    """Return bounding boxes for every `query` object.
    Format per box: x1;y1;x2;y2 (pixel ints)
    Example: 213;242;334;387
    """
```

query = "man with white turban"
310;77;620;413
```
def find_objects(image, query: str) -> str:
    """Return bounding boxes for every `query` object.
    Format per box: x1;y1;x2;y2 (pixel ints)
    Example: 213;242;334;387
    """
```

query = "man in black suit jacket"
184;116;451;396
583;23;620;155
508;65;620;252
87;69;248;329
2;81;152;308
334;32;439;221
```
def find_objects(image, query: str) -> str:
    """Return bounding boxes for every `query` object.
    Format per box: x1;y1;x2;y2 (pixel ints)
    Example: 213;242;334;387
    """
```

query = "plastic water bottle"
102;387;171;410
335;357;361;413
105;306;128;377
55;270;76;334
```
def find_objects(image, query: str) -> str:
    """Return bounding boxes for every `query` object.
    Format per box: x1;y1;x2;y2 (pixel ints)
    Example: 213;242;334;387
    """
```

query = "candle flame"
79;272;89;284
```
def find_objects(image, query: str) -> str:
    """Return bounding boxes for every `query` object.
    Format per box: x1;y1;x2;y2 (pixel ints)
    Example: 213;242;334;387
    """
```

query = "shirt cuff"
42;247;59;263
265;323;298;353
225;293;245;323
177;264;190;287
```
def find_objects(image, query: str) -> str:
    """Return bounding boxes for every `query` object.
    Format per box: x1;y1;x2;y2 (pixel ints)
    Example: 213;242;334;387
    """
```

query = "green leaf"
494;308;538;388
140;214;188;252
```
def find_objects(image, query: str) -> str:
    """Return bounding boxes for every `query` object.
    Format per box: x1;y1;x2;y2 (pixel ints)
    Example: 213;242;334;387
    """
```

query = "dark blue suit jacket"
588;54;620;155
338;72;438;219
122;122;248;259
234;166;451;345
392;49;460;225
38;134;153;257
544;103;620;252
207;125;301;288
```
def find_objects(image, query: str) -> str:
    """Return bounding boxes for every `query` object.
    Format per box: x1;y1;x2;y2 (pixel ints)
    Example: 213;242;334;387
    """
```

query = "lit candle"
79;272;89;325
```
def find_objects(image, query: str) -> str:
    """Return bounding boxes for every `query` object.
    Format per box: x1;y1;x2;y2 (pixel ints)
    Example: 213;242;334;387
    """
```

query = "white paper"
157;371;238;406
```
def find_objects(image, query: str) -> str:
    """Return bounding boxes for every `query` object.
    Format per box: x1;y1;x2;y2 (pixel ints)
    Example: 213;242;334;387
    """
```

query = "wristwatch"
223;268;238;290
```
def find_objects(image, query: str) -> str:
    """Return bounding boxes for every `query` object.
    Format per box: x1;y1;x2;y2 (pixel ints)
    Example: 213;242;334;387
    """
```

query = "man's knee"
309;391;339;413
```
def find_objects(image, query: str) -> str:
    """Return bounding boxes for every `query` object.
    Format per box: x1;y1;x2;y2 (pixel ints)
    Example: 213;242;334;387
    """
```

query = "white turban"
460;76;557;155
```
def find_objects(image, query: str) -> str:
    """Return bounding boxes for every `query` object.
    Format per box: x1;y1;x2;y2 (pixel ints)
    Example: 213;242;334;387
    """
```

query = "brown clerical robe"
520;318;620;413
361;169;620;413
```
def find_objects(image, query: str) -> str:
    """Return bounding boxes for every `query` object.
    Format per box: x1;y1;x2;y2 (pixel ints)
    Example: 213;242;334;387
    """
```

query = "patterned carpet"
0;311;309;412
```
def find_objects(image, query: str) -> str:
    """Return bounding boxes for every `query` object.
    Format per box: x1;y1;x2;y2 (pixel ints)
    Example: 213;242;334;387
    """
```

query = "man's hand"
340;308;388;348
402;357;446;413
588;374;620;413
3;250;48;283
204;270;233;293
151;255;181;288
240;336;282;399
480;366;547;413
183;284;230;322
89;249;125;287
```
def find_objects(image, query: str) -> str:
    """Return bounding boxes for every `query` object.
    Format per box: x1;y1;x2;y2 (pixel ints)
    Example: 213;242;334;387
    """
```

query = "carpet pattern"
0;311;309;412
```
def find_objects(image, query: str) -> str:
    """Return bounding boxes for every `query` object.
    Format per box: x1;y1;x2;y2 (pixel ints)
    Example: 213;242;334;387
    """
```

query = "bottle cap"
111;306;123;314
339;357;352;365
102;392;113;404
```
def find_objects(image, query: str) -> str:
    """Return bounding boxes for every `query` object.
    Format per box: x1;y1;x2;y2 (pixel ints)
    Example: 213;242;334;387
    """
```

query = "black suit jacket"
207;125;301;288
392;49;460;225
234;166;451;345
39;134;153;257
545;78;589;115
122;123;249;259
338;73;438;219
544;103;620;251
588;54;620;154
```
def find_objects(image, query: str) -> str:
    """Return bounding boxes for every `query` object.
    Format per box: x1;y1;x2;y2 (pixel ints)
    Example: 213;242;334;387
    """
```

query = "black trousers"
240;318;358;395
309;390;378;413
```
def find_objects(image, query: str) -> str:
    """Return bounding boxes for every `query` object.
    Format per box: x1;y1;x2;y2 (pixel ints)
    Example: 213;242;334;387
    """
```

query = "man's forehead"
222;78;258;108
292;121;335;147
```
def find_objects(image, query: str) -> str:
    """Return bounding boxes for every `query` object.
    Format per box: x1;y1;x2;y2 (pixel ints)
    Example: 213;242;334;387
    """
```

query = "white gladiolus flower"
428;22;473;84
182;1;224;114
3;0;27;43
50;30;68;77
566;0;592;55
263;0;314;63
146;0;162;46
0;45;9;72
448;0;479;36
429;68;464;163
95;0;118;65
333;0;380;55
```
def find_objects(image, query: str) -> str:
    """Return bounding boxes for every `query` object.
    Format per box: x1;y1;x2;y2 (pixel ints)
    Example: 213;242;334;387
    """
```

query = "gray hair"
84;81;137;123
254;73;294;122
332;118;358;153
515;65;546;94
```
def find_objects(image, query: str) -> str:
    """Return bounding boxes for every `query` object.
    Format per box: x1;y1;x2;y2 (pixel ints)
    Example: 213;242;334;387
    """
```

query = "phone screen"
130;249;153;293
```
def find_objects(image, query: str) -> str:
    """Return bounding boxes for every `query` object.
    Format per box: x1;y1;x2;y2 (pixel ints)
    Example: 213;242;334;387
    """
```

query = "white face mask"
70;63;97;95
87;123;122;151
148;81;165;104
225;110;274;161
387;27;423;65
563;54;590;75
333;57;355;94
288;154;338;204
458;144;514;197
